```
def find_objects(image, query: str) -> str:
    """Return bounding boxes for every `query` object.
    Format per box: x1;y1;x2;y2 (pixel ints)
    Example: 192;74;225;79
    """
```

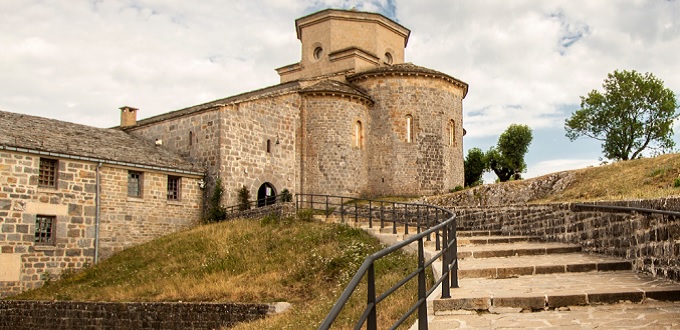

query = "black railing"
573;203;680;217
224;194;288;218
295;194;458;330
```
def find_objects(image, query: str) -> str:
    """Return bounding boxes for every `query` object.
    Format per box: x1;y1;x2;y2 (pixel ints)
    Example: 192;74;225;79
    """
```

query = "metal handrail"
572;203;680;217
223;193;288;216
295;194;458;330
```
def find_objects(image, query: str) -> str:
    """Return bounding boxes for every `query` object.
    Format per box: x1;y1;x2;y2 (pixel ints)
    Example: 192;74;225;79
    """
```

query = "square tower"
276;9;410;83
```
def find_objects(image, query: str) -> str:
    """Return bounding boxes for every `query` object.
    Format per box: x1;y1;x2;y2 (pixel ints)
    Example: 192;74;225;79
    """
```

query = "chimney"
120;106;138;128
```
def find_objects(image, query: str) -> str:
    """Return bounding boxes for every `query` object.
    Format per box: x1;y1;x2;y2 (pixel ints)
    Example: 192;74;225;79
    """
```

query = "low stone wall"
0;300;273;329
445;198;680;282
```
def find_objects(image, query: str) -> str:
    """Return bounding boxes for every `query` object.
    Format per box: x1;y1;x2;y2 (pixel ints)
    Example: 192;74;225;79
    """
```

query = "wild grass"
535;153;680;203
12;213;427;329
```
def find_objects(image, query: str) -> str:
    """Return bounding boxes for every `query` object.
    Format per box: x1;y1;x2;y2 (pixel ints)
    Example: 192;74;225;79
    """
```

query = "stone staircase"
433;230;680;314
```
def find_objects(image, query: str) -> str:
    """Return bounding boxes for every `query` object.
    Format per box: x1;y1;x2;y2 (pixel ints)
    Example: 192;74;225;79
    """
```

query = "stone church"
121;8;468;205
0;8;467;296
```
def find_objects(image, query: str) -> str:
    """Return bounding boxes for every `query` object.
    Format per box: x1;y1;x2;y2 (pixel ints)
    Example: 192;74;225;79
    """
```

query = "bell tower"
276;9;410;83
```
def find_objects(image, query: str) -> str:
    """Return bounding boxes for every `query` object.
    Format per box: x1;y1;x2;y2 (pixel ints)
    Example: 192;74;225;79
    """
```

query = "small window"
406;115;414;143
266;139;271;153
354;121;363;148
35;215;55;245
167;176;181;201
313;47;323;60
449;120;455;146
128;171;143;197
385;52;393;65
189;131;193;146
38;158;58;188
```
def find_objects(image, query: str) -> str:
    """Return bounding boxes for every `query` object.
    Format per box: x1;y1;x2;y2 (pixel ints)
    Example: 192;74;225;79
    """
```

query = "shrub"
238;186;251;211
280;188;292;202
674;178;680;188
205;178;227;223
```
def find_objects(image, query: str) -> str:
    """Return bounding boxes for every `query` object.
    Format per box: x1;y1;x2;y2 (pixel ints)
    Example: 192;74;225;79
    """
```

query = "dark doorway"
257;182;276;207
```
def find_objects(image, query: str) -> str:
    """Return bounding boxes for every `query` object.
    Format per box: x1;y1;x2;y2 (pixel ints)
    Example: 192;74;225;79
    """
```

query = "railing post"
367;263;377;330
354;199;358;225
435;209;441;251
404;204;409;235
368;200;373;228
380;202;384;229
340;197;345;223
417;237;428;330
441;225;451;299
392;202;397;234
310;194;314;211
416;205;421;234
295;194;299;212
426;207;431;241
325;195;329;219
450;220;459;289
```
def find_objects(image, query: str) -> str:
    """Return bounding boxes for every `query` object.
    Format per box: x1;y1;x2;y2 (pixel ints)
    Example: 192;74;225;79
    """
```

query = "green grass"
13;213;427;329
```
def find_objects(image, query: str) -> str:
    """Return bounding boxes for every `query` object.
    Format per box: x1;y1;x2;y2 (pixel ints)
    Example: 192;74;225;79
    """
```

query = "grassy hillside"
12;215;423;329
537;153;680;202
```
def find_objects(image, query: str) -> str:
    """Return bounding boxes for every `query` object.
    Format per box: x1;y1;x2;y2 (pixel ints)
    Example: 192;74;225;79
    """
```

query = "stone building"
0;8;467;297
122;9;468;205
0;111;203;297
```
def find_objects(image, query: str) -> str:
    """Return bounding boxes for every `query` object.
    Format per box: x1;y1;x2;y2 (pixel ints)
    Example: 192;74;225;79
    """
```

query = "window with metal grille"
128;171;143;197
35;215;55;245
38;158;58;187
167;176;180;200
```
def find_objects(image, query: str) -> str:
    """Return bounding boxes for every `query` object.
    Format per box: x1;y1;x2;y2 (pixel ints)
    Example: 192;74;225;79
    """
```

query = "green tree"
487;124;533;182
464;147;486;187
237;186;251;211
205;178;226;222
565;70;679;161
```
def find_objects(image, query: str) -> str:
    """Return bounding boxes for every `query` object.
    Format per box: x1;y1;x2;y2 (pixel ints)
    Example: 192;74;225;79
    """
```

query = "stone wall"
97;166;202;259
302;95;369;196
351;73;465;196
446;198;680;282
0;300;273;329
1;152;97;297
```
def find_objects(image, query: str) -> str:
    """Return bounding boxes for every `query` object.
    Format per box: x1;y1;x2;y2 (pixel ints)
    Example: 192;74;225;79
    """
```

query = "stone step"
458;236;542;246
457;230;503;237
457;242;582;259
434;271;680;313
458;253;632;279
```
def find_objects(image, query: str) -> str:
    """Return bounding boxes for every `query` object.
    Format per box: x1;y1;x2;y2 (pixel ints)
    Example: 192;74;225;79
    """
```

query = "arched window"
406;115;413;143
354;121;363;148
449;120;455;146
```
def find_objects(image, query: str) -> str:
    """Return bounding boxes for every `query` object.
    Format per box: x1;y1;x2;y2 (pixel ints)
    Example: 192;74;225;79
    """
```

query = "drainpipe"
94;162;102;264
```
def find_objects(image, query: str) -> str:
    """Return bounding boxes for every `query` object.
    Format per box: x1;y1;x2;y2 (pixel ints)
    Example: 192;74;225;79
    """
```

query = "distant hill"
427;153;680;206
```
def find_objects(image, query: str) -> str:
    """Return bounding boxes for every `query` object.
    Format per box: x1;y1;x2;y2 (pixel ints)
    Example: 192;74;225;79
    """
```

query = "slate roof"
348;63;469;96
300;79;372;101
0;110;202;174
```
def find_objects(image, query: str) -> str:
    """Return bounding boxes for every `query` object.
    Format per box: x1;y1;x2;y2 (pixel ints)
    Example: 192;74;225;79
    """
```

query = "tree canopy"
464;147;485;187
565;70;679;161
487;124;533;182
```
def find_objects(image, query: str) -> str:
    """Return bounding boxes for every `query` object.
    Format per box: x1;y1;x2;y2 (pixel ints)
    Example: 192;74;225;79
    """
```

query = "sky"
1;0;679;181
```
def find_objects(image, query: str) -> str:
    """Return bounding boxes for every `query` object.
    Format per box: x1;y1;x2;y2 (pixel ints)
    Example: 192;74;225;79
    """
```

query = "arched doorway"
257;182;277;207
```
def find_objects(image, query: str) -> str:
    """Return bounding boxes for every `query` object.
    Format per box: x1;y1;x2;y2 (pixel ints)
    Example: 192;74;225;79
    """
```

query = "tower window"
385;52;393;65
449;120;455;146
189;131;193;146
354;121;363;148
406;115;414;143
266;139;271;153
313;47;324;60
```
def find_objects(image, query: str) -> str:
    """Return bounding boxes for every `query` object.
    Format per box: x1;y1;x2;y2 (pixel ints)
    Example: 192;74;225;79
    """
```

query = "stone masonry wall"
98;166;202;259
302;94;369;197
352;74;465;196
0;151;96;297
220;92;300;206
446;199;680;282
0;300;272;329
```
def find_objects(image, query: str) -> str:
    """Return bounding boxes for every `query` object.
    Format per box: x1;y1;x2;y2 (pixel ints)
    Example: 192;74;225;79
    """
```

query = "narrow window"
449;120;455;146
167;176;181;201
406;115;413;143
127;171;143;197
35;215;55;245
189;131;193;146
266;139;271;153
38;158;58;188
354;121;363;148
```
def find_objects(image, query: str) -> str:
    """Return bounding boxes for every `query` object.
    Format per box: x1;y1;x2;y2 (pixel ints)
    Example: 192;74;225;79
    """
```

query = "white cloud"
525;158;601;179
